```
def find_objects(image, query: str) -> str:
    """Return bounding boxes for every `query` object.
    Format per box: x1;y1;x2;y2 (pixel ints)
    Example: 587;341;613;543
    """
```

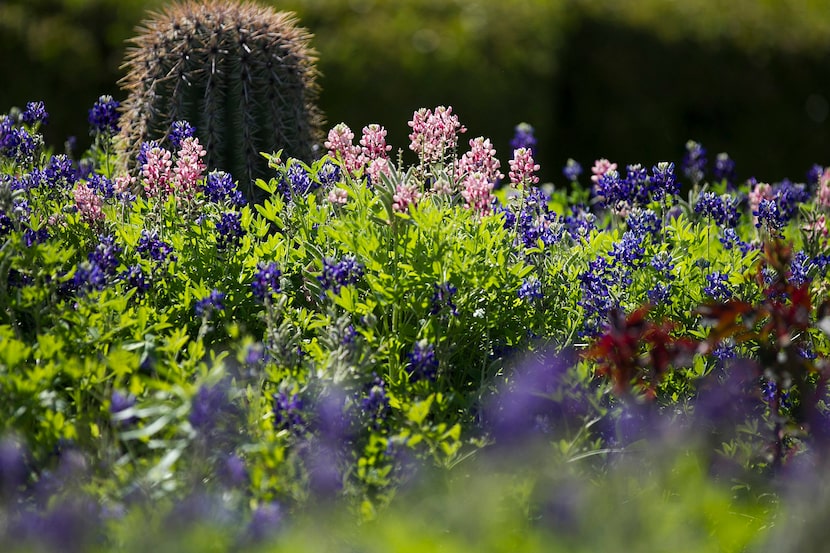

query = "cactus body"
118;0;324;201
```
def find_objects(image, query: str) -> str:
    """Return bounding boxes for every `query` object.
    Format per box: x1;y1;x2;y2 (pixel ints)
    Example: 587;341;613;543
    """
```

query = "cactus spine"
118;0;324;201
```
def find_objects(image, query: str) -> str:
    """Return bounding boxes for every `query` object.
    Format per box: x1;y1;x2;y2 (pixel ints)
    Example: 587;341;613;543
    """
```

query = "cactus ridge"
118;0;324;201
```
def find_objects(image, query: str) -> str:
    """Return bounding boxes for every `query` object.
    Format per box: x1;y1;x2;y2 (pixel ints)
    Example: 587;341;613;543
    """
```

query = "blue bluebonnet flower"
86;174;115;199
195;289;225;317
650;252;675;279
280;162;317;198
340;324;357;347
562;158;582;182
578;256;616;337
251;261;281;302
21;101;48;127
713;152;736;186
122;265;148;294
647;282;672;305
136;140;157;168
316;159;341;187
318;255;363;295
430;281;459;316
0;211;13;236
807;164;823;187
718;227;754;256
593;169;626;209
510;122;537;154
22;227;49;247
648;161;678;201
110;390;137;426
562;204;596;240
88;95;121;136
0;125;38;164
610;231;645;268
215;211;244;250
88;235;122;276
498;203;516;230
44;154;77;188
624;164;651;205
761;379;792;410
773;179;810;222
273;389;305;431
362;373;390;426
169;120;195;149
516;187;562;247
204;171;245;206
136;230;176;264
754;198;786;233
712;342;736;363
218;454;248;488
789;250;810;286
406;340;438;382
626;208;661;237
72;261;108;294
245;342;266;366
704;271;731;301
0;437;28;496
247;502;282;543
813;253;830;276
682;140;707;184
694;192;740;227
518;277;543;301
189;382;231;431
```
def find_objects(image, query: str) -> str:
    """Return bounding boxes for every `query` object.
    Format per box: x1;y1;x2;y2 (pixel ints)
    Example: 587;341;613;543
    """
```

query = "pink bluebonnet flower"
818;167;830;208
359;124;391;162
73;182;104;223
327;187;348;205
366;157;392;185
456;136;503;185
461;172;494;215
392;181;422;212
141;144;173;198
113;175;135;194
508;147;540;187
590;158;617;184
408;105;466;165
172;136;206;197
324;123;361;175
804;214;829;243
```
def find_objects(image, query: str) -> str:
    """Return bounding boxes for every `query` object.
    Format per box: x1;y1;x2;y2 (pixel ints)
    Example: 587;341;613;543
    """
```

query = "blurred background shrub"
2;0;830;184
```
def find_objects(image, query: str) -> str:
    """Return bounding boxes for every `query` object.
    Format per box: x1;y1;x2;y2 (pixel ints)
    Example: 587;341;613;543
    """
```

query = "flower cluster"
215;211;245;251
362;373;390;427
137;229;176;264
703;271;732;301
408;105;467;166
204;171;245;206
406;340;438;382
694;191;740;227
510;122;537;154
88;95;120;136
518;277;543;301
682;140;707;184
461;172;495;215
508;147;540;187
318;256;363;295
273;389;305;433
195;289;225;317
251;261;281;302
456;137;503;185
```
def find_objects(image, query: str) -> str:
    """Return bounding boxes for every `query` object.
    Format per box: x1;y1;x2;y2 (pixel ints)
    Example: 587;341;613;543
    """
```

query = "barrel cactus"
118;0;324;201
